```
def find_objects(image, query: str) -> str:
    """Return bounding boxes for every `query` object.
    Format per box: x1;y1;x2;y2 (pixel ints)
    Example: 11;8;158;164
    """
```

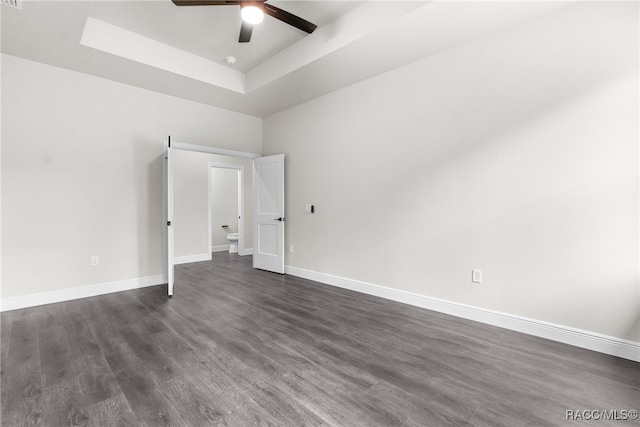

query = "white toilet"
226;233;239;254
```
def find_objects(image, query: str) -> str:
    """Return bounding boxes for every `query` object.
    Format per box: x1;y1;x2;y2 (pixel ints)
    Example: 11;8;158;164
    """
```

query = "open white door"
164;139;174;296
253;154;285;274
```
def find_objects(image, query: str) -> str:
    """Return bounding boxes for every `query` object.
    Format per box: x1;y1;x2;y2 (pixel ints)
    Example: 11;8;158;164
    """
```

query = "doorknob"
274;217;285;222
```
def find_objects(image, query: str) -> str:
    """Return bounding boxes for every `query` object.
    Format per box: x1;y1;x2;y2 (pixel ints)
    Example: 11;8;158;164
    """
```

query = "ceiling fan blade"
239;20;253;43
263;3;317;34
172;1;240;6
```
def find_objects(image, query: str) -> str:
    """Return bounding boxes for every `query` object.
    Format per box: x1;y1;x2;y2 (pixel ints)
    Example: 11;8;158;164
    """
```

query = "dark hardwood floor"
2;253;638;426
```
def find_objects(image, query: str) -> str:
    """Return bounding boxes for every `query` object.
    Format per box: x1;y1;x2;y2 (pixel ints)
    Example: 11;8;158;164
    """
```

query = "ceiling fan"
171;1;317;43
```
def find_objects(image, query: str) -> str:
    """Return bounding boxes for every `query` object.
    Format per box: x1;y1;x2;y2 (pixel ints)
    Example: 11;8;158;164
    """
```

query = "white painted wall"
173;150;253;257
210;168;239;247
263;2;639;342
1;54;261;299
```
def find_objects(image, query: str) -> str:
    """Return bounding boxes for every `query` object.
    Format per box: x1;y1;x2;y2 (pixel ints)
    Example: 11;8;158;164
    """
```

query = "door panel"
253;154;285;274
258;224;279;255
164;141;174;296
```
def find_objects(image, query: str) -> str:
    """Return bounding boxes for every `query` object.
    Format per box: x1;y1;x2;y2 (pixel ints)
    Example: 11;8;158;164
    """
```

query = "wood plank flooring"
2;252;639;426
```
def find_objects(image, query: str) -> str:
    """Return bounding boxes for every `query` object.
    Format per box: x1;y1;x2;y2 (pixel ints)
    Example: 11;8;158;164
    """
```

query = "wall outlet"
472;269;482;283
289;245;294;253
91;256;99;266
305;204;311;213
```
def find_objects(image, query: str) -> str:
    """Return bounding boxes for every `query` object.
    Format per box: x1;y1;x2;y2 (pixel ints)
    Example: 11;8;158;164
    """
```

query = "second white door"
253;154;285;274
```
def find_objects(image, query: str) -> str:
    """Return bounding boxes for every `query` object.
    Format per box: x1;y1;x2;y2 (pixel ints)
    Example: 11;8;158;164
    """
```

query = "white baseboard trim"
211;245;231;253
240;248;253;256
0;274;166;312
174;253;211;265
285;265;640;362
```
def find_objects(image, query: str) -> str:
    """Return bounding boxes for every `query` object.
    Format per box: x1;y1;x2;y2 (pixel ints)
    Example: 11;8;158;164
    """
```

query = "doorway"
208;162;244;256
164;139;284;296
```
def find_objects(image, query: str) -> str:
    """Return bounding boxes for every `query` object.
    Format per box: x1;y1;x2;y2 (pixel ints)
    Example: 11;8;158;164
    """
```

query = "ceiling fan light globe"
241;6;264;25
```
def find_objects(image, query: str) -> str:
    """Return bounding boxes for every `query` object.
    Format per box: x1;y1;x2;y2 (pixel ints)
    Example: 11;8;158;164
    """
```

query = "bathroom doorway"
208;162;244;256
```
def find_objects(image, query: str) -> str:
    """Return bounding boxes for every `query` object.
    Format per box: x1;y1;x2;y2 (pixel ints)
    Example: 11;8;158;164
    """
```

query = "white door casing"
253;154;285;274
208;162;244;256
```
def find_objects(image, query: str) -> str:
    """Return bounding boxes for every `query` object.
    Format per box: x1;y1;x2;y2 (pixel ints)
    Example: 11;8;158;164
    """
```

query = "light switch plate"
472;269;482;283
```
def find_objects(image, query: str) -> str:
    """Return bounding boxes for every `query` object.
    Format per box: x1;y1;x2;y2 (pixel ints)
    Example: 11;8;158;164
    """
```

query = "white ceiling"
1;0;570;117
87;0;365;72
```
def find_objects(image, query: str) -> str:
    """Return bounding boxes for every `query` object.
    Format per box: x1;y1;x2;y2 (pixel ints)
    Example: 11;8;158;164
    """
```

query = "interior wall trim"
211;245;231;253
240;248;254;256
0;274;166;312
174;253;211;265
285;265;640;362
169;141;260;159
